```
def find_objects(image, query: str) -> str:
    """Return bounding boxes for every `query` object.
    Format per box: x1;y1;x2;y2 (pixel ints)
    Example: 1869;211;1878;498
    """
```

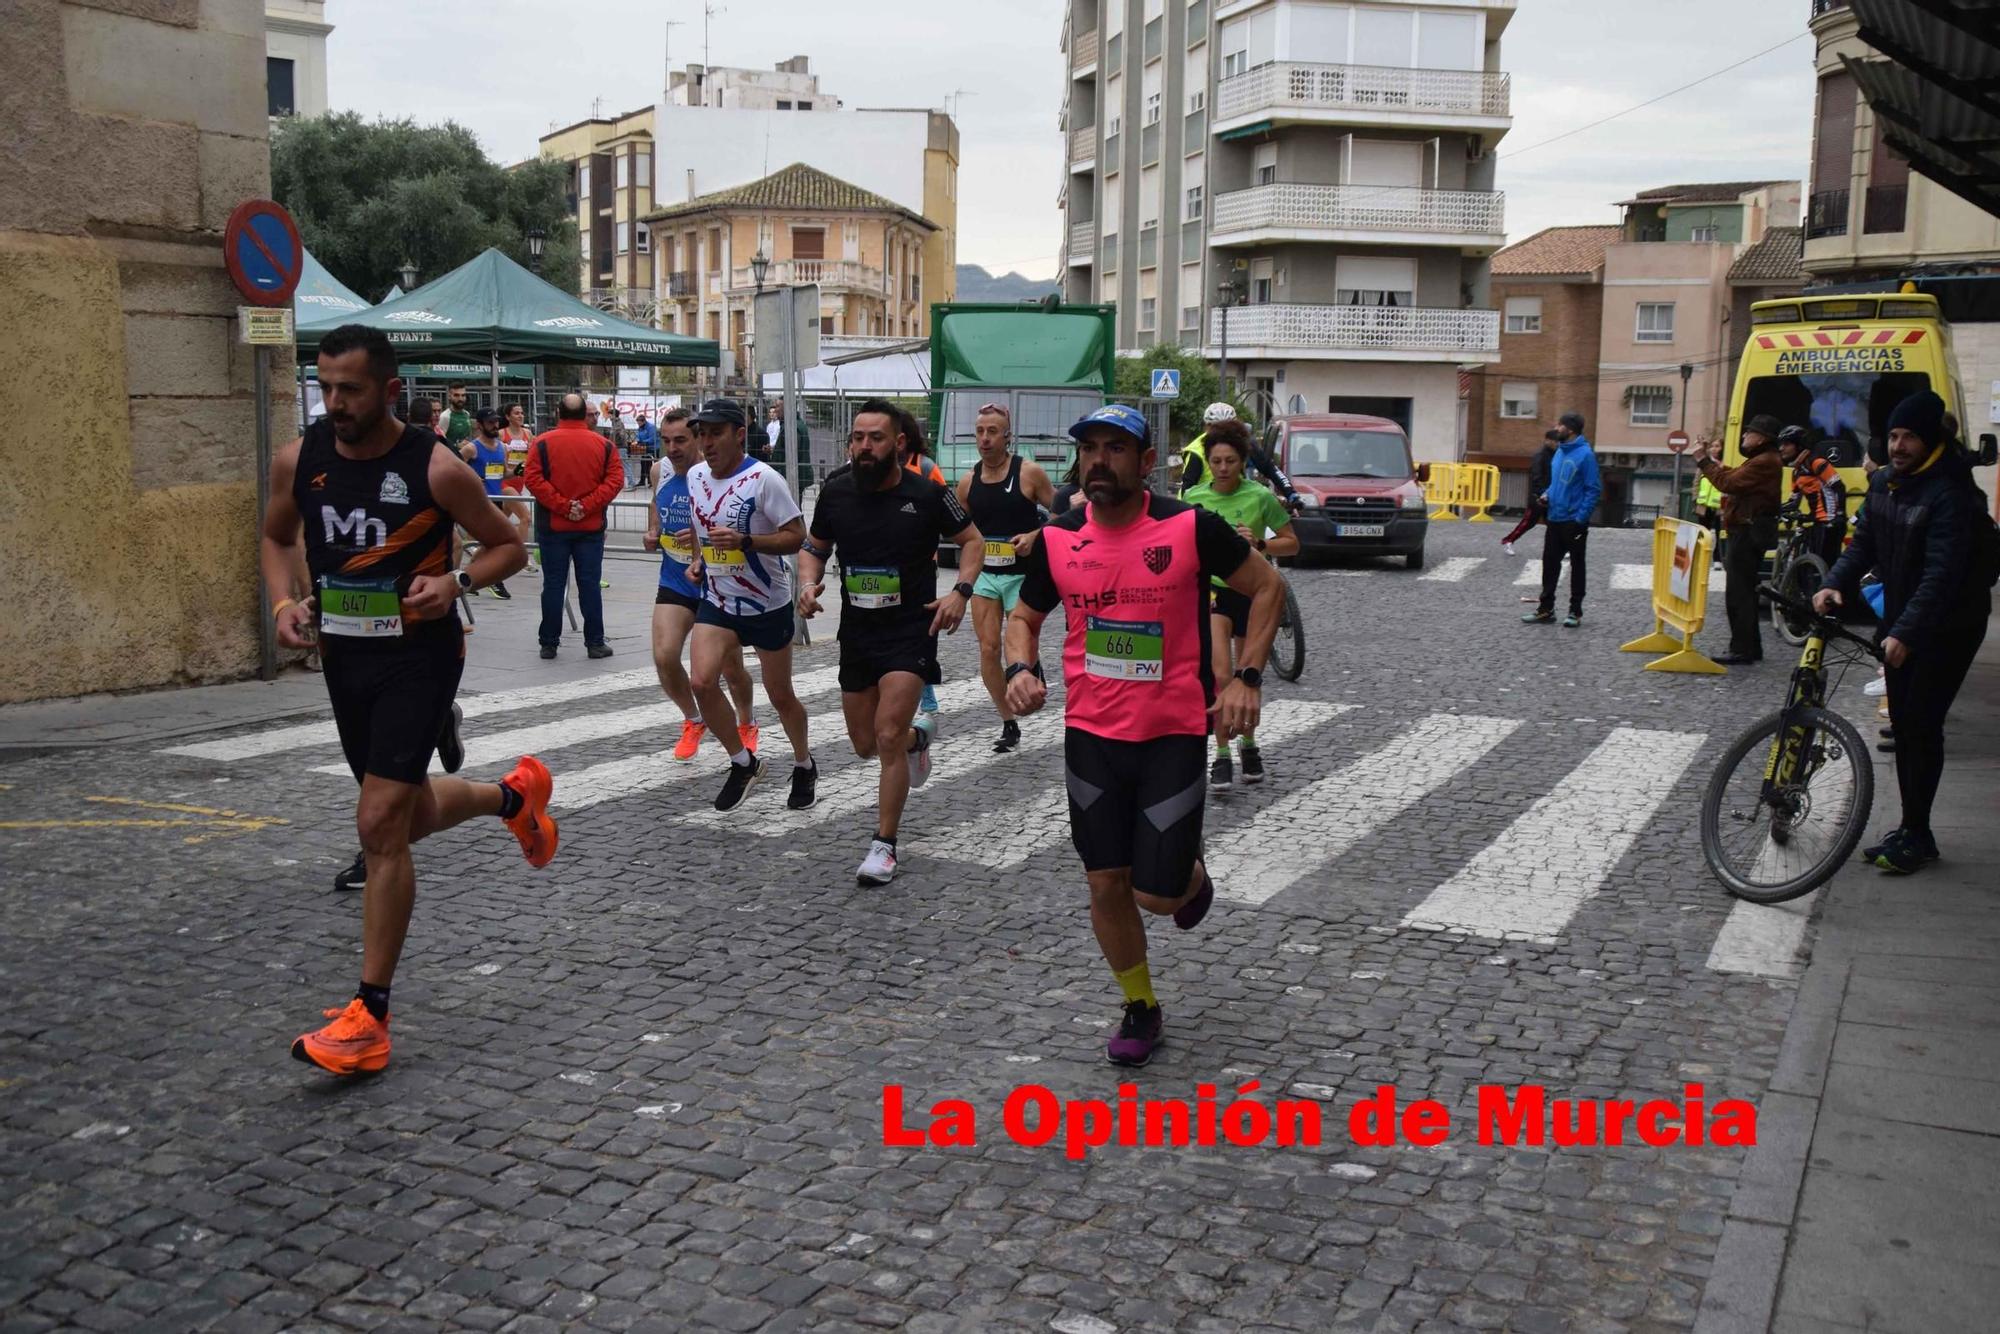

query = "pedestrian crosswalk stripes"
1208;712;1522;906
1417;556;1485;582
302;664;846;777
161;667;666;762
559;677;1000;815
1402;726;1707;942
1513;559;1727;593
901;700;1359;871
1706;891;1818;979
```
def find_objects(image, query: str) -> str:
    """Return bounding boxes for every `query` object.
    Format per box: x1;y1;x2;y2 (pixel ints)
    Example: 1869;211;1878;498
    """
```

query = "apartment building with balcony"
642;163;937;380
539;106;658;317
1802;0;2000;453
1059;0;1512;459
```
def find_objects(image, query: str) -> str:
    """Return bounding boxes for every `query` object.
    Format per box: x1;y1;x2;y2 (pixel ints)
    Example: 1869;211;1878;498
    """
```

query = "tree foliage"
271;113;580;301
1112;343;1240;443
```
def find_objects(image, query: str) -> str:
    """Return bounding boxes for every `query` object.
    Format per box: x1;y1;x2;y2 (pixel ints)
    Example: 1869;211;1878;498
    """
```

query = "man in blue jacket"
1815;390;1993;873
1524;411;1601;628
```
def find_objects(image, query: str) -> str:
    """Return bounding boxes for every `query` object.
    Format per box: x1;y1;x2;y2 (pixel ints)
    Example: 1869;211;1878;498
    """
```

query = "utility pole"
1675;360;1694;516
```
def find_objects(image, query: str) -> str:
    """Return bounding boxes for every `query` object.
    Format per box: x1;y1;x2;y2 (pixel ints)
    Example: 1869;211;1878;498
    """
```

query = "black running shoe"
1238;746;1264;785
715;756;763;812
491;581;511;600
1209;754;1233;790
994;719;1022;753
333;850;365;893
787;762;818;811
437;702;465;774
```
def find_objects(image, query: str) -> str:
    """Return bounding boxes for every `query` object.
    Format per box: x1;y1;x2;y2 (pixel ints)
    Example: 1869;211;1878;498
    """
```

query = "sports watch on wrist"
455;570;474;592
1235;666;1263;689
1005;661;1036;682
953;580;975;600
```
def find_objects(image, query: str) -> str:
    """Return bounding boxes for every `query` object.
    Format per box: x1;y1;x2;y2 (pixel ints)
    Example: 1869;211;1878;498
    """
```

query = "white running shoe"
1502;542;1515;555
906;734;933;789
1863;676;1887;698
857;838;898;885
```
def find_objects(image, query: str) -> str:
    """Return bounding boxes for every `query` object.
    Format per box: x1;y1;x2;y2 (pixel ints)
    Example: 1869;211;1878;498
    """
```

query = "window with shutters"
1500;382;1537;419
1629;386;1673;426
1503;296;1542;333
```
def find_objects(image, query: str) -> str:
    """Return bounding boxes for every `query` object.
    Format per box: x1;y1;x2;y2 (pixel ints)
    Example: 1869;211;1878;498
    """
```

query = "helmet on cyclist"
1777;425;1809;445
1202;402;1238;426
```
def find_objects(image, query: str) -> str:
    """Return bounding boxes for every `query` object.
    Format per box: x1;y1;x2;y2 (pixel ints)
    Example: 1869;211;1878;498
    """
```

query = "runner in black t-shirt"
798;400;983;885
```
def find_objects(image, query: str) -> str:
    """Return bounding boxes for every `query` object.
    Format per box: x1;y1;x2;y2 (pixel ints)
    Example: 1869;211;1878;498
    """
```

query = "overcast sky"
326;0;1816;278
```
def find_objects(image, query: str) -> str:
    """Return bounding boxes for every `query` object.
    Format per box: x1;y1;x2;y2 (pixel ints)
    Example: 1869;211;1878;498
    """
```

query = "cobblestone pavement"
0;521;1841;1332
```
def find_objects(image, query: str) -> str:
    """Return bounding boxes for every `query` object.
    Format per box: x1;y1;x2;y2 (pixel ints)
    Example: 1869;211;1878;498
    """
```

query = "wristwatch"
1235;666;1263;689
953;580;975;600
1005;661;1036;682
454;570;474;592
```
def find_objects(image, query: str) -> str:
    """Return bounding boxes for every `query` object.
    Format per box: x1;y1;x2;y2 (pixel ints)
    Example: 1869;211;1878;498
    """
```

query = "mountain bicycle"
1768;500;1832;648
1699;582;1880;903
1272;557;1305;682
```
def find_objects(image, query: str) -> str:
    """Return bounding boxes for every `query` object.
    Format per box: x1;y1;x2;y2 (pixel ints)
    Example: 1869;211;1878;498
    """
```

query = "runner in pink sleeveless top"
1007;404;1284;1067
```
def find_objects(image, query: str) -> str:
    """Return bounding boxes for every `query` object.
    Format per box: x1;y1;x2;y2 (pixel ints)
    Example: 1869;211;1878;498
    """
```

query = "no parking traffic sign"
223;199;304;307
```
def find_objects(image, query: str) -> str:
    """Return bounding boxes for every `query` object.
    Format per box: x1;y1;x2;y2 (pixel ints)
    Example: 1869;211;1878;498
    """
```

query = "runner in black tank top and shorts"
263;324;560;1078
954;404;1056;753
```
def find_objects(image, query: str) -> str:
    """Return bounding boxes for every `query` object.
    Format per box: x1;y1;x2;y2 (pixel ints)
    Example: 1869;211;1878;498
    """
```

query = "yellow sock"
1113;961;1157;1007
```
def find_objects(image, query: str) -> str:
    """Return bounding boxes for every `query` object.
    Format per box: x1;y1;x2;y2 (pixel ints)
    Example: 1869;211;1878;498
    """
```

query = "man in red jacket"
525;392;625;659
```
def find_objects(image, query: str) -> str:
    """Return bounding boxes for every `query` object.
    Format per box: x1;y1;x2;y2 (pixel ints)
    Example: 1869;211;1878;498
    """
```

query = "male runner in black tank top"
954;404;1055;752
261;324;559;1077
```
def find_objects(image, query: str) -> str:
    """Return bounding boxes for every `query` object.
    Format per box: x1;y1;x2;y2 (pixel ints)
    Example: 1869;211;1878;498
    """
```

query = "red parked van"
1262;414;1430;569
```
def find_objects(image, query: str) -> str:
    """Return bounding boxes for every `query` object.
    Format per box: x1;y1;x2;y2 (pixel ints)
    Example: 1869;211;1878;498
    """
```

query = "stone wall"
0;0;281;704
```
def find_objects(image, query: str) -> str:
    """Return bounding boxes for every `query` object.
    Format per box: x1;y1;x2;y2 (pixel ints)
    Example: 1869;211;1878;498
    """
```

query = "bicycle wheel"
1770;551;1830;647
1700;705;1872;903
1272;580;1305;681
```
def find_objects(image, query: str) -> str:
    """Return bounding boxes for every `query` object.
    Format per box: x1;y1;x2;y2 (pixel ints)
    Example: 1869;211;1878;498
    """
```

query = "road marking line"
1210;712;1520;905
1612;563;1653;591
1418;556;1485;583
305;664;843;777
905;700;1359;870
163;666;664;760
557;677;996;813
1402;726;1707;942
1705;892;1819;979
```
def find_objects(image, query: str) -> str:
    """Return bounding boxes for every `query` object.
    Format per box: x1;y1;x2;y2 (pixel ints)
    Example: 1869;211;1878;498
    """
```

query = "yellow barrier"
1453;463;1500;522
1619;517;1724;674
1425;462;1462;521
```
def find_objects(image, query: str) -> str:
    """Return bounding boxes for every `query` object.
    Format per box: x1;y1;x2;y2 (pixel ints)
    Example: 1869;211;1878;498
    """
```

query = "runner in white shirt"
685;398;817;812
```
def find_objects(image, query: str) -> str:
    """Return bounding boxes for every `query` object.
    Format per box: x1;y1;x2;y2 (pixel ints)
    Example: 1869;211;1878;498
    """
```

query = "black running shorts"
323;631;465;785
1063;728;1207;898
655;585;701;612
837;630;942;694
1211;586;1251;639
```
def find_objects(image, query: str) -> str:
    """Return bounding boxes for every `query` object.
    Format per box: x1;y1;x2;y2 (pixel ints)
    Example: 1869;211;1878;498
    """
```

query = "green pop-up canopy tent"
295;247;719;368
294;248;530;381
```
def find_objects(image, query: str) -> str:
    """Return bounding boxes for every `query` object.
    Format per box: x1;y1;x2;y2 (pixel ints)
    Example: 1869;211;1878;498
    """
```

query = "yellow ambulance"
1721;291;1968;510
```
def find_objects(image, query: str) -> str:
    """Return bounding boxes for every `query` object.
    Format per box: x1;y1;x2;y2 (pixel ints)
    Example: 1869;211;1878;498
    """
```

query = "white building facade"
1059;0;1513;458
263;0;331;119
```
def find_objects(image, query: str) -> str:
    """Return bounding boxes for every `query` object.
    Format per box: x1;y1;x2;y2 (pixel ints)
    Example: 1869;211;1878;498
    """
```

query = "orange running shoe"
501;755;559;867
292;997;390;1075
672;719;707;761
740;723;760;755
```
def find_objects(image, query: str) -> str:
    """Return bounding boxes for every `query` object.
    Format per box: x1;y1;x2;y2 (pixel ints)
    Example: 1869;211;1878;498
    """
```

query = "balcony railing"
1209;303;1499;356
1863;183;1907;234
728;259;884;291
1806;188;1851;239
666;270;694;298
1216;61;1511;125
1809;0;1847;18
1210;182;1505;240
1068;220;1096;262
1070;124;1097;163
1071;28;1100;69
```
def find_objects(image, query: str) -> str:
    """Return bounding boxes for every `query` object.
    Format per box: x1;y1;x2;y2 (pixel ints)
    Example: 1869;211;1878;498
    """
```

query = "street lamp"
397;258;419;291
749;250;770;411
525;227;546;273
1216;279;1241;402
1674;360;1695;516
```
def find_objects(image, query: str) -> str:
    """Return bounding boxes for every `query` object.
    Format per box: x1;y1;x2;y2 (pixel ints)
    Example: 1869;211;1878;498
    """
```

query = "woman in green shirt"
1184;419;1299;789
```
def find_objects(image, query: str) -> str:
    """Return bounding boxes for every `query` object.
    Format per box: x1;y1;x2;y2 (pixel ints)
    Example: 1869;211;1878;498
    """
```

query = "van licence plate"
1336;523;1386;538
